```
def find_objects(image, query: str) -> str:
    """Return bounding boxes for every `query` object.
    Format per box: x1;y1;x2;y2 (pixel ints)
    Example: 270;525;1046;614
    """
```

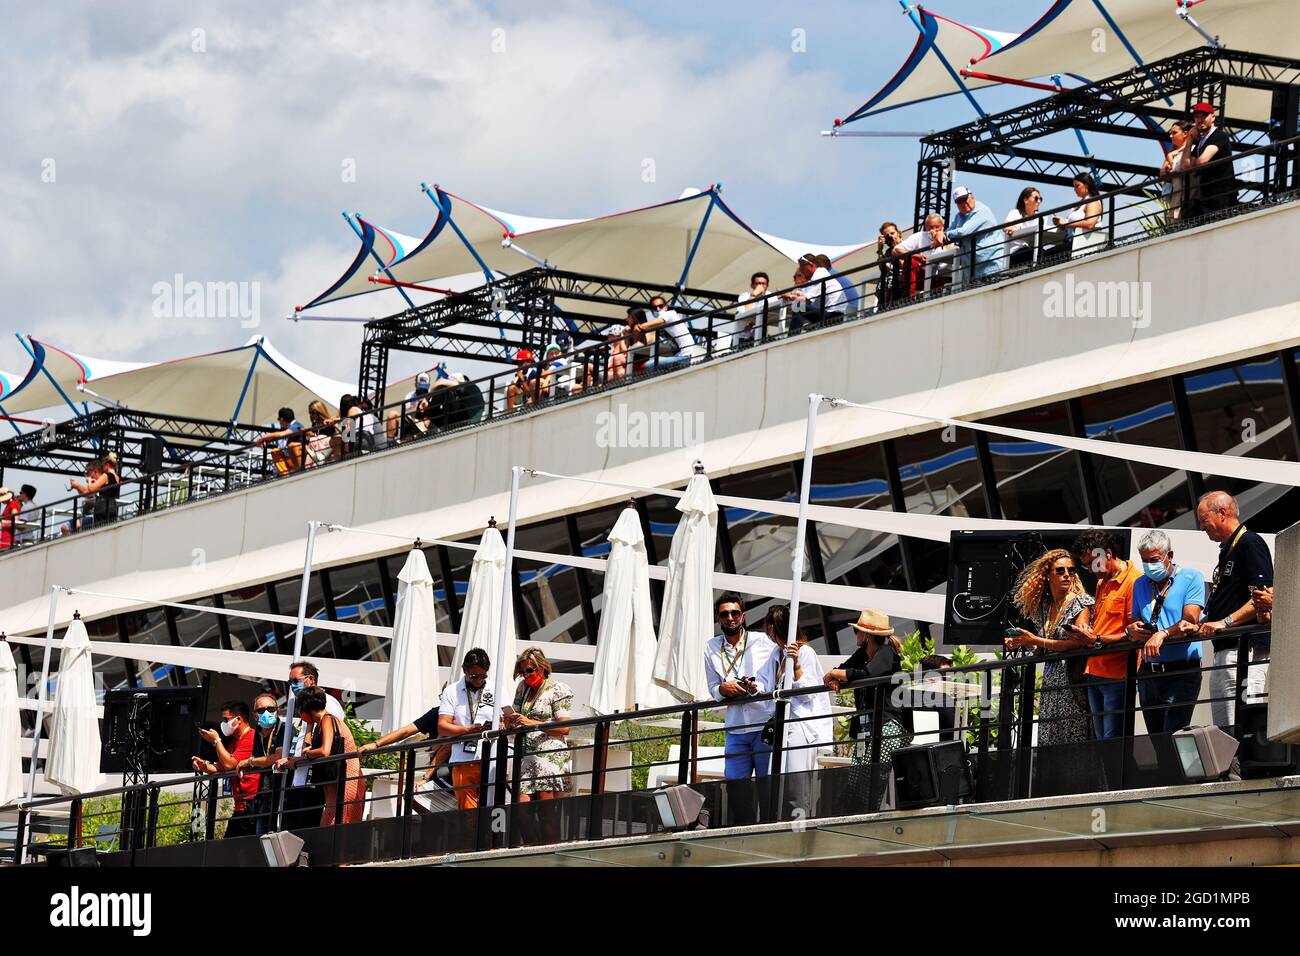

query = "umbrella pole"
277;520;320;829
21;585;59;864
491;467;522;798
690;713;699;785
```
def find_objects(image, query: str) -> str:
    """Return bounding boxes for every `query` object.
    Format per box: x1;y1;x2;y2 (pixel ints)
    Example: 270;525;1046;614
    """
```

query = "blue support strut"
14;334;83;420
896;1;991;122
343;211;415;310
1054;73;1100;181
420;183;497;284
1092;0;1174;106
673;192;717;306
227;344;263;438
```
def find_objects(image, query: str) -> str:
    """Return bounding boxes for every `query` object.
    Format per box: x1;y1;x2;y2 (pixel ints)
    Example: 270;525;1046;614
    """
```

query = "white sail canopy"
2;335;352;422
588;507;659;715
299;217;424;310
43;619;103;796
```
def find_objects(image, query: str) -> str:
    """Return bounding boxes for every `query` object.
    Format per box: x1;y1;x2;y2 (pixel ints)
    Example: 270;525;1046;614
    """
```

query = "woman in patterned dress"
1007;548;1094;746
503;648;574;800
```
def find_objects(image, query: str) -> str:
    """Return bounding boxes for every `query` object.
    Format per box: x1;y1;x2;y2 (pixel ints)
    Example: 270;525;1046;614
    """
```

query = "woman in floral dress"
1007;548;1094;746
503;648;574;799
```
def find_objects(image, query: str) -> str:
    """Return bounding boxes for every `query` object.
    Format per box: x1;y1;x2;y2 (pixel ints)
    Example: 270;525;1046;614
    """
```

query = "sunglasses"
465;671;488;682
1052;566;1077;577
521;667;539;675
255;706;276;715
718;610;744;618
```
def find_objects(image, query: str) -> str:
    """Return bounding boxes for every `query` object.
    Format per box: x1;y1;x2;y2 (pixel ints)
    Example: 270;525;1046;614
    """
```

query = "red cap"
515;349;535;363
1192;101;1215;114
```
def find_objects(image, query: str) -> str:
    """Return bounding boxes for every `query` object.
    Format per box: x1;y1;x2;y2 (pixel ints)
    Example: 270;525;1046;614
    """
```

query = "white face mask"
220;718;237;737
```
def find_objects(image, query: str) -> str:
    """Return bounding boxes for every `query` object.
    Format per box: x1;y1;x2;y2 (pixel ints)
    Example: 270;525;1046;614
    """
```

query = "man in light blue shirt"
1125;530;1205;734
941;186;1004;284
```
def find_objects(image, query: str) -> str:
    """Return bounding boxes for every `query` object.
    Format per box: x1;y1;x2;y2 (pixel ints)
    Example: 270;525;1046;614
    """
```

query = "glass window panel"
1080;378;1193;527
984;402;1089;524
514;517;590;648
220;585;281;654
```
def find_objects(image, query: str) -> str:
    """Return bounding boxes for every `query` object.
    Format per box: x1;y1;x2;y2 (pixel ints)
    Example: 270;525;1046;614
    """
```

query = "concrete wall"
5;201;1300;635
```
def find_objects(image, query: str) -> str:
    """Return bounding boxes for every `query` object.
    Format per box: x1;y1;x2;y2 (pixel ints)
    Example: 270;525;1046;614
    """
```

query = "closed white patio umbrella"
381;548;442;734
0;640;21;806
652;467;718;703
452;523;517;679
589;504;659;715
44;619;103;795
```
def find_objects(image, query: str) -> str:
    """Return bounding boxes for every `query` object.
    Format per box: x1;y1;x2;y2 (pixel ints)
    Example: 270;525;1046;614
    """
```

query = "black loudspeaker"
1238;703;1300;778
141;436;166;475
45;847;100;867
945;529;1132;648
891;741;974;809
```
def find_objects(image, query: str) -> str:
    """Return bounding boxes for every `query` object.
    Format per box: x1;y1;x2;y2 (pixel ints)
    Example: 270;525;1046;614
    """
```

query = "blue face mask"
1142;561;1170;582
289;679;305;696
258;711;277;729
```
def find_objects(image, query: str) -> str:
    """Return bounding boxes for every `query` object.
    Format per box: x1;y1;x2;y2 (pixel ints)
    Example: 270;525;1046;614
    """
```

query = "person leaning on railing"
233;692;284;836
276;685;358;827
253;406;305;475
1070;528;1142;741
1181;102;1235;221
61;453;121;534
502;648;574;801
191;699;260;839
765;604;833;816
1054;172;1105;258
824;608;913;811
0;484;35;551
1194;490;1273;732
1160;120;1195;223
1005;548;1093;747
357;700;451;790
1124;530;1204;736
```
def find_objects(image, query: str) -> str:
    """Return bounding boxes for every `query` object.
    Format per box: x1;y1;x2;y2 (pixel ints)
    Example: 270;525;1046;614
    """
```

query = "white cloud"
0;0;855;384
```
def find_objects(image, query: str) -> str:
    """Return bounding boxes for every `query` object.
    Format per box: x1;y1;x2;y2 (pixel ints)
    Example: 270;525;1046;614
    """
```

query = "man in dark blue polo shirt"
1195;492;1273;731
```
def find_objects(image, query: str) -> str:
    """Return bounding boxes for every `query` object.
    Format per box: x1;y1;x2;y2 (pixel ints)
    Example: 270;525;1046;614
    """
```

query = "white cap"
952;186;971;201
415;372;431;390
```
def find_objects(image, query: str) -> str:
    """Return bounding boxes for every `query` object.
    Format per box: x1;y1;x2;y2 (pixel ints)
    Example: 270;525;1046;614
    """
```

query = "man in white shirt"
705;592;779;823
891;214;954;295
438;648;495;809
781;254;845;332
637;295;698;366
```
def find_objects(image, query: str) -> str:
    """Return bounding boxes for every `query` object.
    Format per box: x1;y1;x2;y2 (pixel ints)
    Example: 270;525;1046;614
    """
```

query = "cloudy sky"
2;0;1087;386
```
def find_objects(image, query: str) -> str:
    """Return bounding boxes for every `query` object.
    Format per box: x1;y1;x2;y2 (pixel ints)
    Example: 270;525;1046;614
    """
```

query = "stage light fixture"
1172;725;1239;781
259;830;308;867
652;785;709;831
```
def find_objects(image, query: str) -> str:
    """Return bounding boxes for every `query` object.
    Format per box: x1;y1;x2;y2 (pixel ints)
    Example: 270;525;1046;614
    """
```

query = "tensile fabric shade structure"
381;548;443;735
44;619;103;796
651;471;718;704
1;335;353;422
451;526;517;678
299;216;424;310
588;507;659;715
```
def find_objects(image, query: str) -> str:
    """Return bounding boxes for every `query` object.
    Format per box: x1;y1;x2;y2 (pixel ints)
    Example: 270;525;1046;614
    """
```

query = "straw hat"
0;488;11;504
850;608;894;637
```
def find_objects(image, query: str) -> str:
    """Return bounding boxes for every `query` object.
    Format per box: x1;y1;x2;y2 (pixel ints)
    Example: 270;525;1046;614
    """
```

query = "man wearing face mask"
280;662;345;828
1124;530;1205;735
235;693;283;835
192;700;259;838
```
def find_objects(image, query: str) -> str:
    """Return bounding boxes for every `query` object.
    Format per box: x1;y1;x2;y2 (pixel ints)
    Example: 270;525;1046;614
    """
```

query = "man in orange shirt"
1072;530;1142;740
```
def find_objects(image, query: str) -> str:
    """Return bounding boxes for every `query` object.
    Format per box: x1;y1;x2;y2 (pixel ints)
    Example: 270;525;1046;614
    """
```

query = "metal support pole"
276;521;320;828
492;467;522;731
586;719;609;841
23;586;60;825
784;394;822;693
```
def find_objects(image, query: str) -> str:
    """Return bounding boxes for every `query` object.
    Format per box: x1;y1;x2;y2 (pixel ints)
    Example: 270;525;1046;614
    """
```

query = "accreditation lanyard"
721;635;748;678
1210;525;1247;596
465;683;484;724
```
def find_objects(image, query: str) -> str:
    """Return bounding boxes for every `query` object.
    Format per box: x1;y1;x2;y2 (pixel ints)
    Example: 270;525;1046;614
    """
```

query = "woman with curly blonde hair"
1006;548;1093;745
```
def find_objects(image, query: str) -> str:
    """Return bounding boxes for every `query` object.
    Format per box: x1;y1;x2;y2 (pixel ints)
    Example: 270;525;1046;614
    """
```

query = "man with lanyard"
234;693;283;835
705;592;779;824
279;662;345;828
1070;530;1142;740
1123;530;1205;735
438;648;495;810
1194;491;1273;732
1181;102;1235;220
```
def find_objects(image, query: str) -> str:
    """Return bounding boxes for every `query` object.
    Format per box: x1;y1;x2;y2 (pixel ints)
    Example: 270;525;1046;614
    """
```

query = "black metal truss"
916;47;1300;217
358;267;736;409
0;407;271;478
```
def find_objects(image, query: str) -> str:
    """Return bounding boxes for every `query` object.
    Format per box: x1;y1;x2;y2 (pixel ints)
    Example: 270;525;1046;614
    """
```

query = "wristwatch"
1222;614;1233;627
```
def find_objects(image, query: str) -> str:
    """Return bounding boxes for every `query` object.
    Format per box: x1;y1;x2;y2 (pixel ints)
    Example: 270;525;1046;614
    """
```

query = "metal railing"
3;133;1297;557
2;624;1283;866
